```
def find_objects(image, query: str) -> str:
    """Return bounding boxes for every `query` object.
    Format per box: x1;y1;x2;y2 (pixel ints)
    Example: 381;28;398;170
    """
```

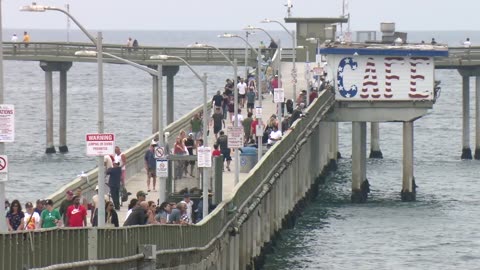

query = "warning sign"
197;147;212;168
255;107;262;119
273;88;285;103
86;133;115;156
156;159;168;177
0;155;8;182
0;104;15;142
155;147;165;159
227;126;244;148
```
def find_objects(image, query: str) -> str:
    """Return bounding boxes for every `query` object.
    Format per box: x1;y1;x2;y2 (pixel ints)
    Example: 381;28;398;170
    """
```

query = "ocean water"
3;29;480;269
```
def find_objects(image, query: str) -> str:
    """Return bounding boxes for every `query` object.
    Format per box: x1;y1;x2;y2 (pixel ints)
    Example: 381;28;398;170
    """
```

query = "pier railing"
2;42;266;66
0;88;335;270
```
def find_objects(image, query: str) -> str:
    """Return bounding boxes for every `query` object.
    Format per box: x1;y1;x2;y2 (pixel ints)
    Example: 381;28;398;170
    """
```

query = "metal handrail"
29;253;145;270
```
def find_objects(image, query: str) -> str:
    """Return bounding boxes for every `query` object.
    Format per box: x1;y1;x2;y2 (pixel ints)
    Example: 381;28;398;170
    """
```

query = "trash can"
240;147;258;173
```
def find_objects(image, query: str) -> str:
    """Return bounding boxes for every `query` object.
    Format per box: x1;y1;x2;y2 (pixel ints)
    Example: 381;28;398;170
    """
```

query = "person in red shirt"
212;144;221;157
66;196;87;227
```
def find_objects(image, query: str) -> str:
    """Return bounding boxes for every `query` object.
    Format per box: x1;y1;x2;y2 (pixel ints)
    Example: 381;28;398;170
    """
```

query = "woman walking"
40;199;62;228
6;200;24;231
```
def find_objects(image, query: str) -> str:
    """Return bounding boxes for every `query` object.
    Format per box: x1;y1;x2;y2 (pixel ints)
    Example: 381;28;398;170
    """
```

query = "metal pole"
278;40;283;133
306;47;310;107
66;4;70;42
157;65;166;203
257;48;263;161
292;30;297;100
233;59;239;185
202;73;209;219
96;31;106;227
244;32;249;78
0;0;6;233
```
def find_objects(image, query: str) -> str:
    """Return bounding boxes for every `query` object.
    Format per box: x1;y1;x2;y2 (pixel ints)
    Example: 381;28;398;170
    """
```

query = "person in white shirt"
267;126;282;146
11;34;18;42
464;38;472;48
237;78;248;108
180;193;194;224
231;109;244;125
24;202;41;230
114;146;127;185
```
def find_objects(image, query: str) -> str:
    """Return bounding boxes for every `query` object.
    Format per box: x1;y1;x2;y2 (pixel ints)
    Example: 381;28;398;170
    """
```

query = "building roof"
284;17;348;24
320;43;449;57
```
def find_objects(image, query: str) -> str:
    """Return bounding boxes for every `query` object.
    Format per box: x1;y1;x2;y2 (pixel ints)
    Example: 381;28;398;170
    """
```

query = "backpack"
121;186;129;202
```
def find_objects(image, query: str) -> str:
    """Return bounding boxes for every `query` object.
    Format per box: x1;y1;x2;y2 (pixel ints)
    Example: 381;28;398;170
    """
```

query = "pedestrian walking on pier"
464;38;472;48
114;146;127;186
133;39;139;51
22;31;30;48
6;200;24;231
212;107;224;139
40;199;62;228
216;131;231;171
107;161;122;210
24;202;40;230
59;190;74;224
237;78;248;108
126;37;133;53
66;196;87;228
144;140;157;192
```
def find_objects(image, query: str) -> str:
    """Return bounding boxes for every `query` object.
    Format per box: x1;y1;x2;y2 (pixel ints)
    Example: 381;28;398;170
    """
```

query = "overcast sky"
3;0;478;31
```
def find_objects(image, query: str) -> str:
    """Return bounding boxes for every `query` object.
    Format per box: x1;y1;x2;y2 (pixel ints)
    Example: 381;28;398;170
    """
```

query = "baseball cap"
66;190;74;196
95;185;99;191
25;202;34;208
136;190;148;197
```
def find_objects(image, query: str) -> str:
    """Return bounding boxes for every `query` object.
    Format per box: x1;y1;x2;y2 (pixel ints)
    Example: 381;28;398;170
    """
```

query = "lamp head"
218;33;237;38
150;55;169;60
20;3;48;12
74;50;97;57
189;43;209;48
244;25;257;31
261;19;272;23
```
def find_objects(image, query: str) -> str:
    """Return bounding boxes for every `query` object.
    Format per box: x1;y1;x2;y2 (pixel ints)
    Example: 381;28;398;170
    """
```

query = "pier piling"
44;70;55;154
369;122;383;158
351;122;368;203
401;121;416;201
475;77;480;159
461;75;472;159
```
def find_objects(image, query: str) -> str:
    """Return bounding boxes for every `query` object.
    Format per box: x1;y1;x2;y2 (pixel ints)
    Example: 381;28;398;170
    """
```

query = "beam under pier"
351;122;369;203
58;63;72;152
369;122;383;158
44;70;55;154
164;66;179;125
475;77;480;159
461;75;472;159
401;121;416;201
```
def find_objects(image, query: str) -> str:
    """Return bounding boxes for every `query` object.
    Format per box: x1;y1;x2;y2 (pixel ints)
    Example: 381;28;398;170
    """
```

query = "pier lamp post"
191;43;241;186
150;54;210;219
219;33;264;161
261;19;297;100
21;3;108;226
244;25;275;43
0;0;6;232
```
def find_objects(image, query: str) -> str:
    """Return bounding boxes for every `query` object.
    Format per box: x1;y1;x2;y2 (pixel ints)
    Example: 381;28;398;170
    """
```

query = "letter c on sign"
337;57;358;98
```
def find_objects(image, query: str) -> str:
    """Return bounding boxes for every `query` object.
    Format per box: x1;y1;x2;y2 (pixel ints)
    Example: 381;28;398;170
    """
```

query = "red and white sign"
86;133;115;156
0;155;8;182
0;104;15;142
227;126;244;148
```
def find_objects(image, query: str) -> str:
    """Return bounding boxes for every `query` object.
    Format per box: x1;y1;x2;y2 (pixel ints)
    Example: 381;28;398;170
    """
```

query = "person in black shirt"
224;79;233;96
268;39;278;49
107;162;122;210
124;201;148;226
184;133;195;177
212;91;224;111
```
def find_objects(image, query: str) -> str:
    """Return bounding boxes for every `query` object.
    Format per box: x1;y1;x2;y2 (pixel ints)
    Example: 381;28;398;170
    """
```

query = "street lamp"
150;54;210;219
190;43;240;186
21;3;108;226
0;0;6;232
75;50;166;202
243;25;275;43
261;18;297;100
219;33;264;162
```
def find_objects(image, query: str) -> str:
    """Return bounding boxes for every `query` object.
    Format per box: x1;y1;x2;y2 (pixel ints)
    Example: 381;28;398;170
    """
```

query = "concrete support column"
369;122;383;158
334;122;341;159
462;75;472;159
45;70;55;154
59;70;68;153
166;75;174;125
401;121;416;201
151;73;159;134
163;66;179;125
475;77;480;159
351;122;369;203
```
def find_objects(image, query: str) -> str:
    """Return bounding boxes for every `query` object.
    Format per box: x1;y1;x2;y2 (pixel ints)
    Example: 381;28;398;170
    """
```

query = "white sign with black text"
227;126;244;148
273;88;285;103
86;133;115;156
197;147;212;168
0;104;15;142
156;159;168;177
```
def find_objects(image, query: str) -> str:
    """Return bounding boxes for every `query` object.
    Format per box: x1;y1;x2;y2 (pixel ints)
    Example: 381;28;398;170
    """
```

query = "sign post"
0;155;8;182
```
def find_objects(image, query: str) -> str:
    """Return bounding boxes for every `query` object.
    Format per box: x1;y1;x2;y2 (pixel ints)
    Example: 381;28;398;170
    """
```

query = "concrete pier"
369;122;383;158
164;66;179;125
44;70;55;154
461;75;472;159
476;77;480;159
351;122;369;203
59;67;70;153
40;61;72;154
401;121;416;201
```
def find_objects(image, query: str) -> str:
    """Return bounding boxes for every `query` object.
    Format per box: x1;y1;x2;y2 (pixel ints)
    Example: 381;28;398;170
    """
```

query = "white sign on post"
227;126;244;148
256;124;264;137
273;88;285;103
255;107;263;119
155;146;166;159
156;159;168;177
0;104;15;142
197;147;212;168
0;155;8;182
86;133;115;156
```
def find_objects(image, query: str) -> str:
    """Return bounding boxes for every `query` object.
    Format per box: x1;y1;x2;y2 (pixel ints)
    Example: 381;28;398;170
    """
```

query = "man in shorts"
144;140;157;192
216;131;232;171
237;78;248;108
246;87;256;113
211;107;224;139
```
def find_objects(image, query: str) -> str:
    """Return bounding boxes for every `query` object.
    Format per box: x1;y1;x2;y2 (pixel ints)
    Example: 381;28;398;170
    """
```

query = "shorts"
193;131;202;140
221;149;232;161
214;125;222;134
239;94;246;99
147;168;156;177
247;102;254;109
